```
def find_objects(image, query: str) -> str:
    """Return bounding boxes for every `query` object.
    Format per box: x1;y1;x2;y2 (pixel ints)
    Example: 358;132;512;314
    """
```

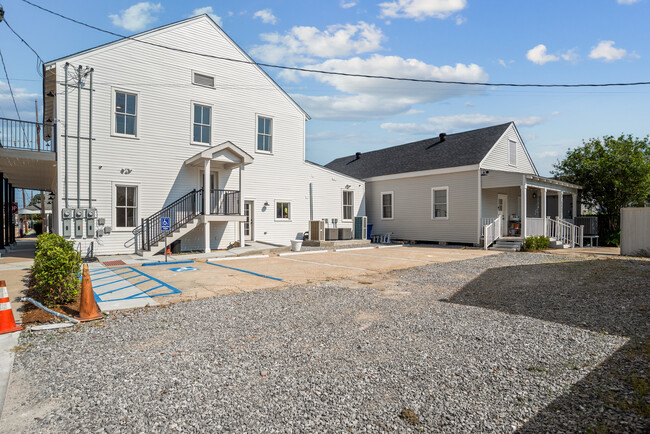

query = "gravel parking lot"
2;252;648;433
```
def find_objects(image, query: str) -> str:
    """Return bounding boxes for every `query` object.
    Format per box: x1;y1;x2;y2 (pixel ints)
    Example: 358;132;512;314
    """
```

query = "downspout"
88;68;93;208
309;182;314;221
76;65;82;210
64;63;69;209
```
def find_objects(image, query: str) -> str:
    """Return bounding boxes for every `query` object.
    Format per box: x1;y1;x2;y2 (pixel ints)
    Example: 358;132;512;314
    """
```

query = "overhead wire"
19;0;650;89
3;17;43;77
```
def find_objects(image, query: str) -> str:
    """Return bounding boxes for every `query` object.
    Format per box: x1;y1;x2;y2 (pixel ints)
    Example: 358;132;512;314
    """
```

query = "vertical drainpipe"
88;68;93;208
64;63;69;209
76;65;82;210
309;182;314;221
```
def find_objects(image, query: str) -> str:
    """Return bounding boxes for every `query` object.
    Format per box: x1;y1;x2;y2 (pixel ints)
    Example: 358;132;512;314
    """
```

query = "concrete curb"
0;332;20;420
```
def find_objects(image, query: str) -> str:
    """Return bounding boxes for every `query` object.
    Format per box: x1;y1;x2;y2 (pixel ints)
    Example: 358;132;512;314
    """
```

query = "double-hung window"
115;91;137;136
381;192;393;220
257;116;272;152
116;186;137;228
342;191;354;221
276;201;290;220
193;104;211;144
432;187;448;219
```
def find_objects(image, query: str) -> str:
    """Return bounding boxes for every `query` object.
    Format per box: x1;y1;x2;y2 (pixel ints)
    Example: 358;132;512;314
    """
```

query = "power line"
3;17;44;77
0;47;23;121
20;0;650;89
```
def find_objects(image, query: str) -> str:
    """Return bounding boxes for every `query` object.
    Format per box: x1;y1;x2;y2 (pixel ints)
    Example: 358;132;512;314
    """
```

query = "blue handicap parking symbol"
169;267;199;272
160;217;171;232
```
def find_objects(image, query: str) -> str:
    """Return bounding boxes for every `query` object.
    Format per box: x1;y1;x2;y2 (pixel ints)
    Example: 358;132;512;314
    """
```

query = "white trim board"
365;164;479;182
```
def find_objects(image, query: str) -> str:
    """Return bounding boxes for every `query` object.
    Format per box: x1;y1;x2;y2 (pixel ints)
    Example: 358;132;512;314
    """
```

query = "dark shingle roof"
325;123;512;179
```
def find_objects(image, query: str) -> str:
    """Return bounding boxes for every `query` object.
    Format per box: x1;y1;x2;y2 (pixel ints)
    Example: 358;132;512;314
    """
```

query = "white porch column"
572;193;577;219
559;191;564;221
238;164;245;248
542;187;547;236
203;159;211;253
521;183;527;238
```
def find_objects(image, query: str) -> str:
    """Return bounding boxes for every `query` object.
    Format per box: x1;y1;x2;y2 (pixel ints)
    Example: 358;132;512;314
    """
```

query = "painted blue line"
141;260;195;267
97;283;138;296
206;262;283;281
93;279;125;289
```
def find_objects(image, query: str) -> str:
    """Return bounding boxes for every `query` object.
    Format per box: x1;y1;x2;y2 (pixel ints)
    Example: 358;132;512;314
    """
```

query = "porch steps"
489;238;523;252
548;238;571;249
137;217;201;257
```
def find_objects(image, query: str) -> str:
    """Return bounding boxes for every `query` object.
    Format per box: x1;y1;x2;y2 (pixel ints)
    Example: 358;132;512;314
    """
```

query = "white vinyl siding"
115;185;137;228
508;140;517;166
275;201;290;220
367;171;479;244
432;187;448;219
257;116;272;153
192;103;211;144
381;192;394;220
114;91;137;136
480;124;536;174
342;190;354;221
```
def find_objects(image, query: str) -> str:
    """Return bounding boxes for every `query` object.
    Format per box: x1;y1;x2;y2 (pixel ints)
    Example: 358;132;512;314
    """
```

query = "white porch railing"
547;217;584;248
526;218;545;237
483;215;503;250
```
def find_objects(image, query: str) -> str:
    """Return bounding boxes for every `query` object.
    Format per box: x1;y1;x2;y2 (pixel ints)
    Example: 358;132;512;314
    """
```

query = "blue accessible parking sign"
161;217;171;232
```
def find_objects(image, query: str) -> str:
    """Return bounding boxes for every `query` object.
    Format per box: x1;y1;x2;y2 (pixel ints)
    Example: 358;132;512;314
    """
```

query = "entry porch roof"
184;141;254;169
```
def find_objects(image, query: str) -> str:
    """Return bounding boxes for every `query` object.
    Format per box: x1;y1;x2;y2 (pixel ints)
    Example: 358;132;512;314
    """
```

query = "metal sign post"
161;217;171;263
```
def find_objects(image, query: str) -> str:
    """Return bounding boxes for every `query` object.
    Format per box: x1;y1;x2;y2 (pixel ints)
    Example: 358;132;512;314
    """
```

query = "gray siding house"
326;122;583;247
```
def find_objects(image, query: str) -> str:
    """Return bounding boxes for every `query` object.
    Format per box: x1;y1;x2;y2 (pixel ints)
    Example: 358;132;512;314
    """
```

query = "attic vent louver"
439;133;447;142
193;72;215;88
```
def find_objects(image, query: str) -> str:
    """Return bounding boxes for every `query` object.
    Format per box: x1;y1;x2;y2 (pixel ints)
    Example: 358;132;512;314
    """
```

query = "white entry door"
497;194;508;236
244;201;254;241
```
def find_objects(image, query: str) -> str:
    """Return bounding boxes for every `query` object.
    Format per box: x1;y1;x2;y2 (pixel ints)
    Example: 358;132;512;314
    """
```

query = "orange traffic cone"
76;264;103;322
0;280;22;334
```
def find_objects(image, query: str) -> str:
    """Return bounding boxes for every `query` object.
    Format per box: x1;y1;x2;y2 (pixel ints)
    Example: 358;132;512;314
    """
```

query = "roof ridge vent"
439;133;447;142
355;152;362;160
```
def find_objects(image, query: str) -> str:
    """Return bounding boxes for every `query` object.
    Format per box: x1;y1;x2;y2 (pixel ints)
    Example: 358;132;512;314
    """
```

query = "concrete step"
137;218;201;257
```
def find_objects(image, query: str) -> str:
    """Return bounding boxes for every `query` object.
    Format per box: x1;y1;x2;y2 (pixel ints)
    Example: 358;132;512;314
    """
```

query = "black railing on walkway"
0;117;56;152
134;189;242;251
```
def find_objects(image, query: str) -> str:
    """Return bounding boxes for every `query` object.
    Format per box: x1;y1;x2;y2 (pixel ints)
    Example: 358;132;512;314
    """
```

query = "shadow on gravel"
447;258;650;432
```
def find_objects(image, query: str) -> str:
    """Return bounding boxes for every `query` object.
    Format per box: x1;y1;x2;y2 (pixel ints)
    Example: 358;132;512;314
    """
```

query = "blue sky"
1;0;648;189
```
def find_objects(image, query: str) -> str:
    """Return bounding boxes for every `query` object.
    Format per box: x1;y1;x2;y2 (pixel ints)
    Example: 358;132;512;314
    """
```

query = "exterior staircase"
548;237;571;249
136;218;201;257
489;238;523;252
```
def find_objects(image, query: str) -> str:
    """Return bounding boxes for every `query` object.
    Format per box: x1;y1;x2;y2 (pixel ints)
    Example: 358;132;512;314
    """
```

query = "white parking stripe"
278;256;368;271
336;252;432;263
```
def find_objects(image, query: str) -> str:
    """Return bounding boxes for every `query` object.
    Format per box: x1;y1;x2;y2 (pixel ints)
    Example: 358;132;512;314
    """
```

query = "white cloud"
536;150;562;158
289;55;487;120
526;44;559;65
589;40;634;62
465;101;475;107
253;9;277;25
109;2;162;32
381;113;543;135
0;80;40;120
340;0;357;8
617;0;641;4
455;15;466;25
379;0;467;20
191;6;223;27
561;48;579;63
250;22;385;64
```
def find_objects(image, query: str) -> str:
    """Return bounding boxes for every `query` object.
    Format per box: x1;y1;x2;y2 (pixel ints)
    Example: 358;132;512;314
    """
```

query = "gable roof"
325;123;512;179
44;15;310;120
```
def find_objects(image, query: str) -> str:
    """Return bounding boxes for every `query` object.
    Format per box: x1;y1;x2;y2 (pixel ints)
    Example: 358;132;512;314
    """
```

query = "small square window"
276;201;290;220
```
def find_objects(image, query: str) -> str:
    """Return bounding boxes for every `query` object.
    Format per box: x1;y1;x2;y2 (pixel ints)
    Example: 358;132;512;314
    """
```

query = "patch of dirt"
399;408;420;425
21;285;81;324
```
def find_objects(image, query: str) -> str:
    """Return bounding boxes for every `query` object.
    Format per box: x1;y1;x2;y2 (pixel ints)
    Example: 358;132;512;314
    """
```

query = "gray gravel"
2;252;648;433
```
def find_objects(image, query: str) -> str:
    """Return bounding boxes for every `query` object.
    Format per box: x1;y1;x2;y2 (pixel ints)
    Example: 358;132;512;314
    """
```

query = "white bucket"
290;240;303;252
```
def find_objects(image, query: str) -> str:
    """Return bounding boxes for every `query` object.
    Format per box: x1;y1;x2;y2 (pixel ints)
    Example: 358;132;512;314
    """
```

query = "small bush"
33;221;43;235
31;233;82;307
524;235;550;251
603;231;620;247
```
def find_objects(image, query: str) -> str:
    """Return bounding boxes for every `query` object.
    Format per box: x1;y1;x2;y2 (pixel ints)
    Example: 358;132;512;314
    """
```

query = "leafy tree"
552;134;650;233
28;193;42;206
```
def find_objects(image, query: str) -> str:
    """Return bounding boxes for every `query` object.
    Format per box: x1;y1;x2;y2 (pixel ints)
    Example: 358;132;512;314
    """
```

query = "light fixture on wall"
532;192;537;199
481;169;490;176
345;184;351;189
120;168;132;175
263;201;270;207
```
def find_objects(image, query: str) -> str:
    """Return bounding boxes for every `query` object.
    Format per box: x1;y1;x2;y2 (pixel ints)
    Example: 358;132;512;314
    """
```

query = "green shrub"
33;221;43;235
524;235;550;251
31;233;82;307
603;231;620;247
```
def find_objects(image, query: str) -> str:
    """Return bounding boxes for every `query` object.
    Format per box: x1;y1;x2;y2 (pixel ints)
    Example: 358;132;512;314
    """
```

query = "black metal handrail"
209;189;241;215
134;189;203;251
0;117;56;152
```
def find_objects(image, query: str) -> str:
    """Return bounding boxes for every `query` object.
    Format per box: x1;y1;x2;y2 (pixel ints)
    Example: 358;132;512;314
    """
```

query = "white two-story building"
11;15;364;256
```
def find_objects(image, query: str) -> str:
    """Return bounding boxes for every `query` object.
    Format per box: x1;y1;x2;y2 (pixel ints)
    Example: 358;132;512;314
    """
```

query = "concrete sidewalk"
88;263;159;312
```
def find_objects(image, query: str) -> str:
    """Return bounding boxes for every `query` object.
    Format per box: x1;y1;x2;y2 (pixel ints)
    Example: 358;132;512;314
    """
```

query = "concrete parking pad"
88;264;159;312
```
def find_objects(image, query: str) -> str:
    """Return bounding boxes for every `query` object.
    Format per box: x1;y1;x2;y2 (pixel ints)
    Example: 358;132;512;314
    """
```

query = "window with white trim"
432;187;448;219
381;192;393;219
257;116;272;152
508;139;517;166
114;91;137;136
276;201;290;220
342;190;354;220
193;72;215;88
115;186;137;228
192;104;211;144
